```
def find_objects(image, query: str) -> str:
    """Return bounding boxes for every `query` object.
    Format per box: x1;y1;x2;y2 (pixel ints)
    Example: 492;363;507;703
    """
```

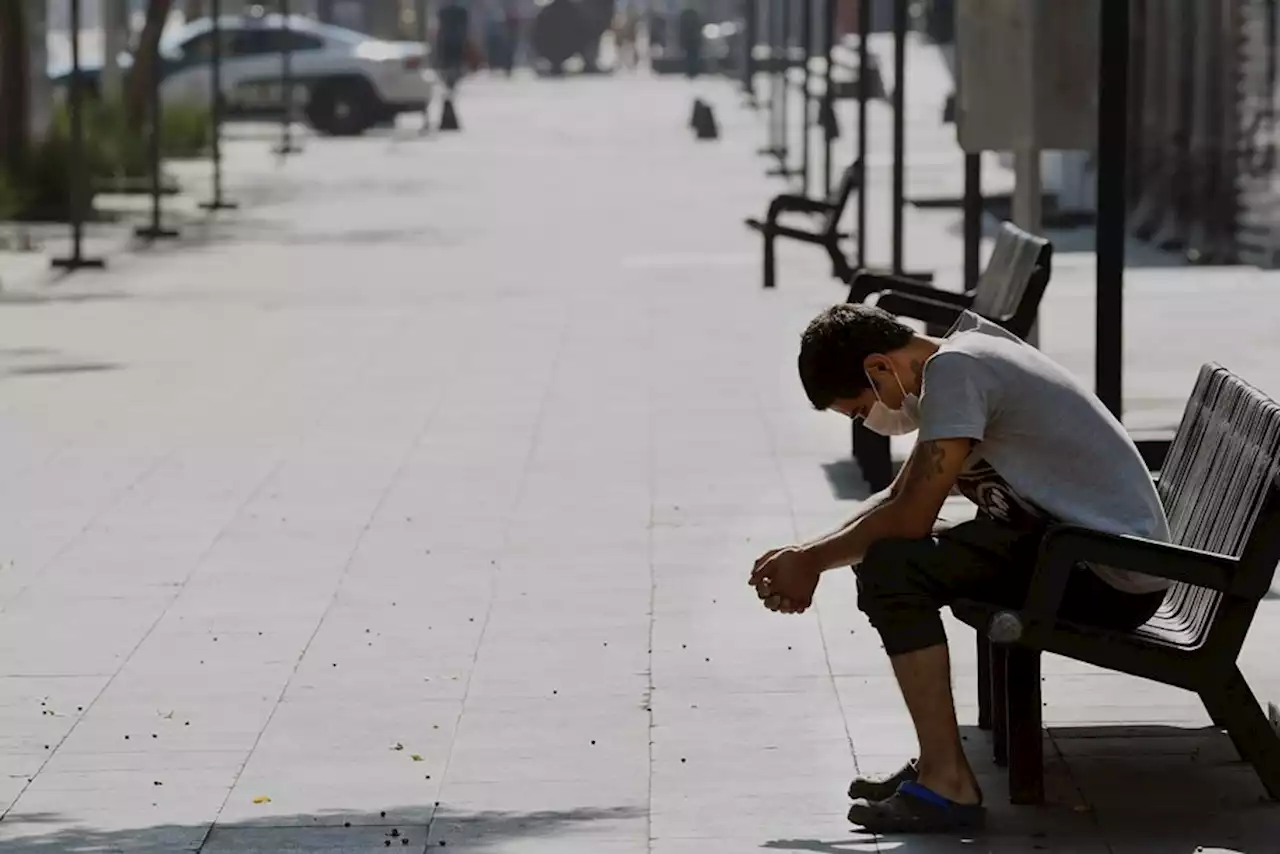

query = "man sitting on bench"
748;304;1171;834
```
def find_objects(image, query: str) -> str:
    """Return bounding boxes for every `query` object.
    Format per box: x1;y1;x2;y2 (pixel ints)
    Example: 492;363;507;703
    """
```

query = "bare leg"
889;642;982;804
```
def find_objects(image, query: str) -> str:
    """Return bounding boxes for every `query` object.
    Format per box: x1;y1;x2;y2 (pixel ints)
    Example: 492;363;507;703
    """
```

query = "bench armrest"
768;194;834;219
848;270;963;304
872;291;967;329
989;524;1246;645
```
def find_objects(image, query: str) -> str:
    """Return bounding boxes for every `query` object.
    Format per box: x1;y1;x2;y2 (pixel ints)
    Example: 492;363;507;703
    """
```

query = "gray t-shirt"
917;312;1172;595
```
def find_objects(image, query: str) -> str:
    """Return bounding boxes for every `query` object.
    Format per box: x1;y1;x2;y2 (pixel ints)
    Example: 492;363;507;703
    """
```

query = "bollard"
439;97;461;132
692;100;720;140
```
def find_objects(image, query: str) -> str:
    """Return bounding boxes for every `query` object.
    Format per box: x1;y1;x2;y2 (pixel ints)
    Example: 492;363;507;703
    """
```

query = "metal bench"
954;364;1280;805
847;222;1053;491
745;159;862;290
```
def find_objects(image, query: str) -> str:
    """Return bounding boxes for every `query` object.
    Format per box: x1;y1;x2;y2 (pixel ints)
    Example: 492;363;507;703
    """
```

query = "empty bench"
954;363;1280;805
848;222;1053;491
746;159;862;290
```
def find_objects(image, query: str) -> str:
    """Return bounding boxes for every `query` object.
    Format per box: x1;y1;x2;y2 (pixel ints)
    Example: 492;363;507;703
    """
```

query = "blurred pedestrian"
436;0;471;92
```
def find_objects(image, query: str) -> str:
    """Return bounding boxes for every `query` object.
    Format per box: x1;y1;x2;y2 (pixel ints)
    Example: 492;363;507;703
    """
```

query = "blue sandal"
847;781;986;834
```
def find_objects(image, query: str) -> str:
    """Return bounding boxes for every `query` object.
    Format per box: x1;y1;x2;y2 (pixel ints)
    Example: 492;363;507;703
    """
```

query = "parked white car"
52;14;436;136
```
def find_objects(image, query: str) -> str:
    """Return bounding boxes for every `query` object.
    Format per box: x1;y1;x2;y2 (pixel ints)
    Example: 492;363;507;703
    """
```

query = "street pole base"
766;167;801;178
199;199;240;211
273;143;304;156
135;226;181;241
51;256;106;271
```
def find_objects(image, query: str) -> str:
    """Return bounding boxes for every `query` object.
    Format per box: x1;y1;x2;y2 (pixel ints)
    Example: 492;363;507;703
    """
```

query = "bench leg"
851;422;892;493
1202;667;1280;801
991;643;1008;767
1005;646;1044;805
763;231;777;289
976;635;992;731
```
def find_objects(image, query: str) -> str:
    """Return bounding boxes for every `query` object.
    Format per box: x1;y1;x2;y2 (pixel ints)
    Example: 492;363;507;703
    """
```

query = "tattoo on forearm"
908;441;947;486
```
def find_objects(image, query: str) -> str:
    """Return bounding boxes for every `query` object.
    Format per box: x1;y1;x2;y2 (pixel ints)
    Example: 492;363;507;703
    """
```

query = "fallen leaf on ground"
410;754;423;762
252;796;272;804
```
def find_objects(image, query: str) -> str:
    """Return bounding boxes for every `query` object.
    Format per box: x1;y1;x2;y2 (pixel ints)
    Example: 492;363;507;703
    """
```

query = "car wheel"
306;79;377;136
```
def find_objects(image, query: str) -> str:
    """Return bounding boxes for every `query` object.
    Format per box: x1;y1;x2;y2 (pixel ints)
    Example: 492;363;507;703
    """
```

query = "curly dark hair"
798;304;915;410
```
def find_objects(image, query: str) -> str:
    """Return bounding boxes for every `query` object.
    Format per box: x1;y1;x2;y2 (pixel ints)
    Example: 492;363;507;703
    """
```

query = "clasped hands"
749;545;821;614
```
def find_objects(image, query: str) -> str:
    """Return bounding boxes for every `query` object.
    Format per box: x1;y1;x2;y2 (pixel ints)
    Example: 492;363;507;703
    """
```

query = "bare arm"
799;438;974;573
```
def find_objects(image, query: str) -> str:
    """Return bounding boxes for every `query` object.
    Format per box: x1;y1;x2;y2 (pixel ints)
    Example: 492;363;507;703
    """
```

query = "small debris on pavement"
392;743;404;751
252;796;271;804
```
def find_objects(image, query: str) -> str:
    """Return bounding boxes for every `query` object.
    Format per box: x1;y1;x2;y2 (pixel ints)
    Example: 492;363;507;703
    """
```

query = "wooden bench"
745;159;861;290
847;222;1053;491
954;364;1280;805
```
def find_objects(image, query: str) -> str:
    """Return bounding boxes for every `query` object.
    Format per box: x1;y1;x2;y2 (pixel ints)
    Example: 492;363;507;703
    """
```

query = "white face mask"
862;366;920;436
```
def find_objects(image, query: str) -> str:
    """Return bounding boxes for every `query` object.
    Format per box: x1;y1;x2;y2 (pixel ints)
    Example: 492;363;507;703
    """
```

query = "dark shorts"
854;517;1167;656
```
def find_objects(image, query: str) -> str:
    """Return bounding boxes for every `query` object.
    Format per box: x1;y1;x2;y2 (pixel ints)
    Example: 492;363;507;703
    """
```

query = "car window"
175;30;235;65
229;28;325;57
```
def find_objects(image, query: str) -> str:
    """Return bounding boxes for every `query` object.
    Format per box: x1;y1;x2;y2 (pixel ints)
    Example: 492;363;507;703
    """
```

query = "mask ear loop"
864;369;885;407
867;363;908;408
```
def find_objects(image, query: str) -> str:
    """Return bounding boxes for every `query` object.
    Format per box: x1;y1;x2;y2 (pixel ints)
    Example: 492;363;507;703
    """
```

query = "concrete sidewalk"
1;57;1279;853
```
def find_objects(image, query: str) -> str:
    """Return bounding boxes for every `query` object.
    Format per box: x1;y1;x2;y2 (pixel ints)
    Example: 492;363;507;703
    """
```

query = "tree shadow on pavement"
0;803;646;853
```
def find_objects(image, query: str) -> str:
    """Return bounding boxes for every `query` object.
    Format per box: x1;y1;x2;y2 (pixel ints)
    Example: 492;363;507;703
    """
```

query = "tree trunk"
125;0;175;128
0;0;31;173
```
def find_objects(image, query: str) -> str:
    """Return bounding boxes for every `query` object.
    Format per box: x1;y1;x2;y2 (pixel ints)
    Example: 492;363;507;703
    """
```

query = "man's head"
798;304;928;421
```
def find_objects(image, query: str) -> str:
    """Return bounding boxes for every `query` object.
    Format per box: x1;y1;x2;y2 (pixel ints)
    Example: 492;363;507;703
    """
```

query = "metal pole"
743;0;758;101
135;5;180;243
419;0;432;132
201;0;238;211
52;0;105;271
761;0;782;157
1096;0;1129;418
856;0;869;267
274;0;302;156
822;0;835;193
891;0;906;273
778;0;792;171
800;0;813;194
963;154;981;291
